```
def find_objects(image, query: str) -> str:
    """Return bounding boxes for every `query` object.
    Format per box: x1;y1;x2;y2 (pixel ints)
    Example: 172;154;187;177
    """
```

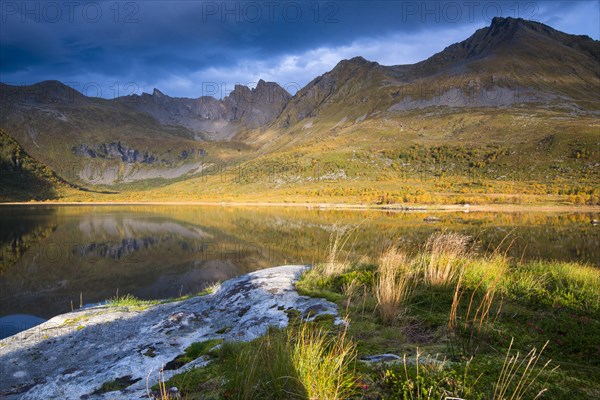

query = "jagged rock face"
123;90;232;140
72;142;157;164
71;142;206;165
0;265;341;400
125;80;291;140
224;79;292;128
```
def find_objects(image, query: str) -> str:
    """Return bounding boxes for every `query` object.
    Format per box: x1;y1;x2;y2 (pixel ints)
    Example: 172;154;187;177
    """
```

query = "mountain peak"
152;88;165;97
339;56;375;66
489;16;560;33
348;56;368;63
331;56;378;74
488;16;551;37
490;16;520;26
20;80;86;103
414;16;599;76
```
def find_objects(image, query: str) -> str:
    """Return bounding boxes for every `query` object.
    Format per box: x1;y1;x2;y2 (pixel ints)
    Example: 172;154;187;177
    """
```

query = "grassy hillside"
133;107;599;206
3;104;597;206
0;129;68;201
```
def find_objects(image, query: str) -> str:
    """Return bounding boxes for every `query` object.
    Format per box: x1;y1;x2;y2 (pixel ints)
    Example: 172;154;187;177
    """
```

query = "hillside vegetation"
0;129;67;201
148;232;600;399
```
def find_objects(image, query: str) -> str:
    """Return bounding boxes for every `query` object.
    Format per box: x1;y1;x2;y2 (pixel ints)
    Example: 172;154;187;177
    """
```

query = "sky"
1;0;598;98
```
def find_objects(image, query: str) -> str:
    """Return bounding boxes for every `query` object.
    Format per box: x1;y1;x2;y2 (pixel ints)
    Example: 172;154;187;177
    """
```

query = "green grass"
501;261;600;313
105;294;162;310
105;284;220;310
293;234;600;399
124;234;600;398
157;322;357;400
185;339;224;361
166;339;224;369
94;375;141;394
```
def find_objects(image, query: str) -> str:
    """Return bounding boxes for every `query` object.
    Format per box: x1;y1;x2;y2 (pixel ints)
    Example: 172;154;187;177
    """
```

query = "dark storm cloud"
1;1;598;98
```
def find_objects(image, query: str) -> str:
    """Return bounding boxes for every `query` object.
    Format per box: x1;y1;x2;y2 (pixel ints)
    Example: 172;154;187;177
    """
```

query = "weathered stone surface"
125;80;291;140
359;353;402;363
0;265;339;399
359;353;450;367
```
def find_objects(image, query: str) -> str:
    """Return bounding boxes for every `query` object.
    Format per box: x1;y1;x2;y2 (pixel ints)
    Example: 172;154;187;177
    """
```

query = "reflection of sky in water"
0;314;46;340
1;206;598;338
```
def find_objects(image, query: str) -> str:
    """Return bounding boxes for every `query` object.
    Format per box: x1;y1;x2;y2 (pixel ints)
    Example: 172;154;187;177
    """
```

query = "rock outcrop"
0;265;340;399
125;80;291;140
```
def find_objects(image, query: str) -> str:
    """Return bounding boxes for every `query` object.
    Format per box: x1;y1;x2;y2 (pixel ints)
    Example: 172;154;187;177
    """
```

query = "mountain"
273;17;599;130
0;17;598;203
0;79;289;185
123;79;291;140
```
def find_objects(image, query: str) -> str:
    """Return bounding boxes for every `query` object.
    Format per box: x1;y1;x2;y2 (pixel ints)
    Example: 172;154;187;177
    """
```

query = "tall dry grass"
493;338;557;400
321;225;358;276
422;232;471;287
448;271;504;336
146;367;176;400
375;247;414;325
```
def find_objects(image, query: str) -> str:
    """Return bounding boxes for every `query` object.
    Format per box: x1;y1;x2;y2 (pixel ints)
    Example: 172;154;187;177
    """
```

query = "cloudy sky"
1;0;598;98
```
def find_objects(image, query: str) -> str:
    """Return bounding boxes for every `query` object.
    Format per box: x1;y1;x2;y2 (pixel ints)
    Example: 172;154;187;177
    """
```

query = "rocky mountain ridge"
122;79;291;140
0;17;598;192
273;17;599;128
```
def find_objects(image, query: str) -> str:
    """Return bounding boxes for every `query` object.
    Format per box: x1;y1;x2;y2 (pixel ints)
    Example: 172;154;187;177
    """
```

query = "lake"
1;205;598;338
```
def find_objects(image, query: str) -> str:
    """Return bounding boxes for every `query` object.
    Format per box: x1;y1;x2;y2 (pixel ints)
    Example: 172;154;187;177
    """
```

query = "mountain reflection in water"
1;205;598;338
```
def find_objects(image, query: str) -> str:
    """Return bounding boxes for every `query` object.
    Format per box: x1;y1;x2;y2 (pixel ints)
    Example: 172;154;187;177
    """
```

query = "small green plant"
383;349;481;400
96;375;141;394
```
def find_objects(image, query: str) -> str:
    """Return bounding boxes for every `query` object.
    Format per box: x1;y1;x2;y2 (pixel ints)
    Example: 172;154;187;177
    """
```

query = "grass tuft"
321;225;359;276
107;294;161;309
224;323;357;399
374;247;414;325
493;338;557;400
421;232;471;287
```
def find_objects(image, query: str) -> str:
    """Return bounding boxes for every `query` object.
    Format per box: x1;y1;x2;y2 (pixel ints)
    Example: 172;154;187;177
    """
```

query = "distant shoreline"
1;201;599;213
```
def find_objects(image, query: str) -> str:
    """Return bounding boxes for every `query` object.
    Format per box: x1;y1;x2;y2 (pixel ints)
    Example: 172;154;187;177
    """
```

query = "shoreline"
1;200;599;213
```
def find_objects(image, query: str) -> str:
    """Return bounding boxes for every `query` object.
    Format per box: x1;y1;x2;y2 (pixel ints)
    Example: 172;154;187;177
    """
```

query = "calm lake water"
1;205;598;338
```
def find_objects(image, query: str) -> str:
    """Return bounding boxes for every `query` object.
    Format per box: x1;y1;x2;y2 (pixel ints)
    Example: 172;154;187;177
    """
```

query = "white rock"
0;265;339;399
